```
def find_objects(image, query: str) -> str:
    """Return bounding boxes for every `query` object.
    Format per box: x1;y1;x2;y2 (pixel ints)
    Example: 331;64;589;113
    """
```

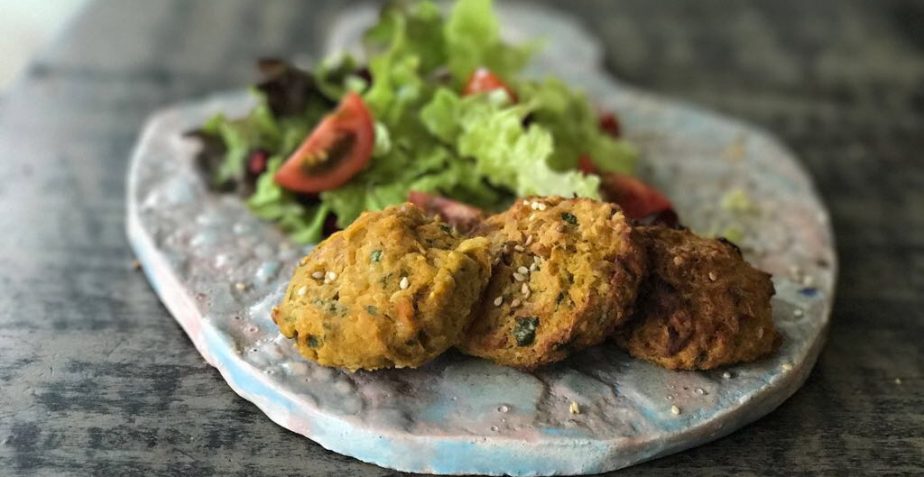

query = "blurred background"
0;0;87;90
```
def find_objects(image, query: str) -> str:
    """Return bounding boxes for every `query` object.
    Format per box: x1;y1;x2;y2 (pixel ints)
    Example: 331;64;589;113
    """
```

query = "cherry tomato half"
463;68;518;102
600;172;678;226
274;92;374;194
598;111;622;138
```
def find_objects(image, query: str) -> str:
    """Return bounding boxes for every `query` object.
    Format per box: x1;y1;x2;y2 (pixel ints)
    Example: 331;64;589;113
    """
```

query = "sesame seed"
521;283;530;296
524;235;534;246
670;405;681;416
517;266;529;275
399;276;409;290
510;299;521;308
535;202;547;211
895;378;903;385
513;272;526;282
528;214;538;221
569;401;581;414
522;200;530;206
781;362;793;371
802;275;815;286
695;388;706;395
530;263;539;272
514;245;525;252
296;286;307;296
673;256;684;266
757;327;764;339
235;282;247;291
493;296;504;306
708;272;717;281
533;256;542;264
793;308;804;317
325;271;337;282
311;271;324;280
722;371;732;379
299;257;309;266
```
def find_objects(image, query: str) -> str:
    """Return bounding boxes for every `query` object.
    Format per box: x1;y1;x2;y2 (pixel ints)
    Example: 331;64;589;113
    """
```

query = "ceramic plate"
126;3;836;475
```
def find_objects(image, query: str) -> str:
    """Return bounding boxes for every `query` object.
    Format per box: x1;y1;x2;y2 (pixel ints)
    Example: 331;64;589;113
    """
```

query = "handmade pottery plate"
126;3;836;475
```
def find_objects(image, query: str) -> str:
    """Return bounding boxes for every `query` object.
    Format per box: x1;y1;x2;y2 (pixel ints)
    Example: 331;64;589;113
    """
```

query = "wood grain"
0;0;921;475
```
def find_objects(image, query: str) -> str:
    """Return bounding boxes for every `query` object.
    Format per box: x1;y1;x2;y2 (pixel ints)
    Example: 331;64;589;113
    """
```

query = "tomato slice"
274;92;374;193
463;68;518;102
408;191;485;233
600;173;678;226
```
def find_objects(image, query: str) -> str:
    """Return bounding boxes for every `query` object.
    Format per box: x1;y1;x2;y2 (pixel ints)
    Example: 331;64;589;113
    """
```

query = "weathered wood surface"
0;0;921;475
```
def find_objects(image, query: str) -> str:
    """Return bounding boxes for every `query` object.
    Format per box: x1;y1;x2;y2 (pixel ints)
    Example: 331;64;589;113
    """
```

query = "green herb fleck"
370;249;383;263
513;317;540;346
561;212;578;225
440;223;453;234
367;305;379;316
307;336;320;348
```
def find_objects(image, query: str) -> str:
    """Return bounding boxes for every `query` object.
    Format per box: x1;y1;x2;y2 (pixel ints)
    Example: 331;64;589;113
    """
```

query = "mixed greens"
192;0;639;243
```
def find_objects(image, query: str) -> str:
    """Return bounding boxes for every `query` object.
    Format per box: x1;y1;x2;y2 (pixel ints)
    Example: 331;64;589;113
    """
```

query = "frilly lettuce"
421;88;601;198
517;78;636;174
444;0;532;83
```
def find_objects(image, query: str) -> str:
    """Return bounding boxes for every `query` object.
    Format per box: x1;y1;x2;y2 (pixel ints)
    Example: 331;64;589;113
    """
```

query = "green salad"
192;0;640;243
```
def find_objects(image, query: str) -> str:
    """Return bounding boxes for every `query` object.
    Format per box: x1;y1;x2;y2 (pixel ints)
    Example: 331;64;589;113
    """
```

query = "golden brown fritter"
614;226;780;370
272;204;492;372
457;197;646;370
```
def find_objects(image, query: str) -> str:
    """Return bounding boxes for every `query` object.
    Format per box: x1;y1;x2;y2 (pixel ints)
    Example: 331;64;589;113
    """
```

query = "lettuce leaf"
248;156;329;244
455;97;601;198
255;59;334;118
322;144;450;227
419;87;462;143
518;78;637;174
364;0;447;75
198;99;284;188
315;54;369;100
444;0;532;83
422;88;601;198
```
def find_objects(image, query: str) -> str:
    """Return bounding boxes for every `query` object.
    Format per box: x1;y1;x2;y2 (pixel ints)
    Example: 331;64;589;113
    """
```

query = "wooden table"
1;0;921;475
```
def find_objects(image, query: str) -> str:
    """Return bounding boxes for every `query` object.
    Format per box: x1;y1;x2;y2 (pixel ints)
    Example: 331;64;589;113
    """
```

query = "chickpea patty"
614;226;780;370
273;204;492;372
457;197;646;370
